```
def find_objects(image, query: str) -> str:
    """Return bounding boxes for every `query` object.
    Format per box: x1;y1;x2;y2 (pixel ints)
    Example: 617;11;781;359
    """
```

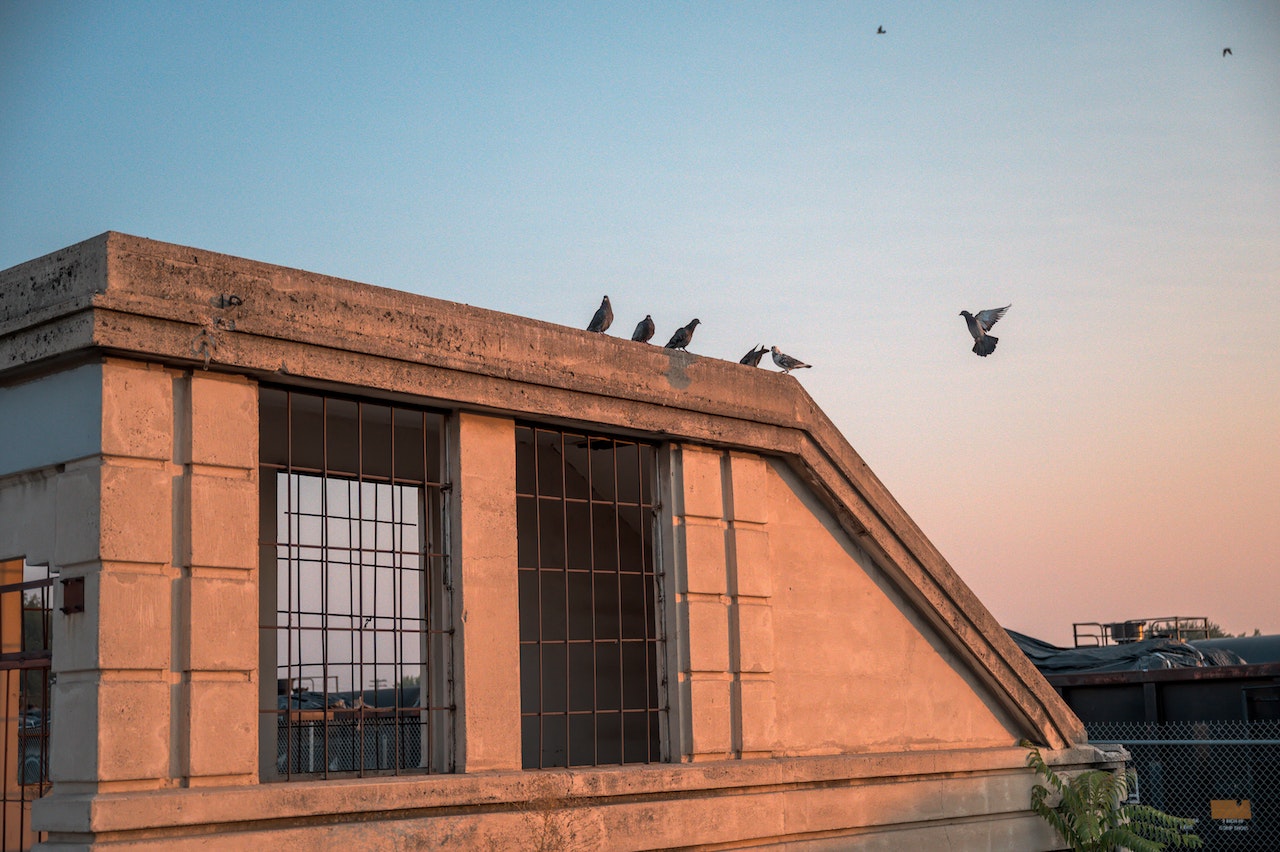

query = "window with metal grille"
0;558;53;852
258;388;452;780
516;425;666;768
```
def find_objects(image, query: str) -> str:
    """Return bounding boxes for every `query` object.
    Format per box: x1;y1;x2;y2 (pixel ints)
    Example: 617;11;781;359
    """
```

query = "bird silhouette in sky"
876;26;886;34
586;296;612;333
771;346;811;373
664;319;701;350
740;345;768;367
1223;47;1232;56
959;304;1010;357
631;314;655;343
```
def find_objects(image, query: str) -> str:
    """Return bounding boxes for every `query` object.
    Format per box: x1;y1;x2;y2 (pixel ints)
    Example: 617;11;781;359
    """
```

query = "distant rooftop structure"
1073;616;1212;647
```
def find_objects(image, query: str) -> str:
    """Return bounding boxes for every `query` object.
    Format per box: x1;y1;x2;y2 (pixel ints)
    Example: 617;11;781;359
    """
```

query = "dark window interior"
516;425;664;768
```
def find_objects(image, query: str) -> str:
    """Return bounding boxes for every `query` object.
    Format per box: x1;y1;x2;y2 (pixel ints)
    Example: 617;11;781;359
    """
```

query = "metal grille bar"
516;425;665;769
259;387;453;780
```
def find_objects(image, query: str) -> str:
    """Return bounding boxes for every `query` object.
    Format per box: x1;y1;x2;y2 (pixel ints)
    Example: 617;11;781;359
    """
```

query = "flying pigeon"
664;318;701;350
740;344;768;367
631;314;655;343
876;25;886;34
1222;48;1232;56
959;304;1010;357
586;296;613;333
770;346;811;373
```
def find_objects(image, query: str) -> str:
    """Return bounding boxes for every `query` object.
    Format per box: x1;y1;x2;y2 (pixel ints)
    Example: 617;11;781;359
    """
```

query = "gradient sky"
2;2;1277;645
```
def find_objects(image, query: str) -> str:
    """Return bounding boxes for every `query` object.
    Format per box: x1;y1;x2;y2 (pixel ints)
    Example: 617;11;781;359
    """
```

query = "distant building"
0;233;1111;850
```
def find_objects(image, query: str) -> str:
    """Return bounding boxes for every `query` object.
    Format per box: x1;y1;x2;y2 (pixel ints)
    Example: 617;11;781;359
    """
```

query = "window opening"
516;425;665;768
259;388;452;780
0;559;54;851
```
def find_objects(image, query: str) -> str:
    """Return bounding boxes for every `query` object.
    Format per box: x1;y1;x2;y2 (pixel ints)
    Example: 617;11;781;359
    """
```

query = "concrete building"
0;233;1111;850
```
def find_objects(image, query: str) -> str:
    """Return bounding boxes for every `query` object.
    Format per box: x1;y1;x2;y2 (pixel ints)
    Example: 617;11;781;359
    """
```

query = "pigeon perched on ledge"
664;318;701;350
740;345;767;367
631;314;655;343
587;296;613;333
770;346;811;373
959;304;1010;357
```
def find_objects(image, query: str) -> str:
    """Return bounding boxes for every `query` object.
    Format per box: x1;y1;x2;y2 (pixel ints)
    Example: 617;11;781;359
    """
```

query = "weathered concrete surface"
0;232;1080;751
32;746;1107;850
1;234;1102;849
0;357;260;793
453;412;522;772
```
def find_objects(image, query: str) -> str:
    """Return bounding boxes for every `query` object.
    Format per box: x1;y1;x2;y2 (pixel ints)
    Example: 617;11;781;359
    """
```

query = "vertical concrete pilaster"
674;446;733;761
51;359;176;787
674;446;777;762
179;371;259;784
727;452;776;757
452;413;521;771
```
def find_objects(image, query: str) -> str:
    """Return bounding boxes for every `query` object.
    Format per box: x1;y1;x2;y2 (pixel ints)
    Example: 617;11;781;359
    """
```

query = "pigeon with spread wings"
740;344;767;367
959;304;1010;357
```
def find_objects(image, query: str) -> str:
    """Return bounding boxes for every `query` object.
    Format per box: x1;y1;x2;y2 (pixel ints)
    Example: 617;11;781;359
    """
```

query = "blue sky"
2;1;1277;644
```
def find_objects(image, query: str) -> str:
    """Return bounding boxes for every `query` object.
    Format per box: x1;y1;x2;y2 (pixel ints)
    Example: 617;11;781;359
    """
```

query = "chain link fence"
1087;720;1280;851
277;713;424;776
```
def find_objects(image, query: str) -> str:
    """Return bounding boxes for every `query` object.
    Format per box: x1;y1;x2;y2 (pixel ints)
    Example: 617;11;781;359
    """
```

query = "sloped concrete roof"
0;231;1084;749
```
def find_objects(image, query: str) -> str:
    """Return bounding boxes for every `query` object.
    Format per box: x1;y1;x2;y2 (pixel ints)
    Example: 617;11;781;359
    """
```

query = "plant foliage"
1022;741;1203;852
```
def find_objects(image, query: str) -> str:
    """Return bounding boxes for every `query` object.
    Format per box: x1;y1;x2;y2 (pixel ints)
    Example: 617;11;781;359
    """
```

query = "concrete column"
675;445;733;761
452;412;521;771
51;359;174;788
179;371;258;785
727;452;776;757
674;446;778;762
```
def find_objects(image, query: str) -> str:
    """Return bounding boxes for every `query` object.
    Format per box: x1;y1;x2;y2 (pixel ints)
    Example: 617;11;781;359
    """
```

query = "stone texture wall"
0;233;1102;848
0;359;260;793
674;446;777;761
10;367;1083;849
672;445;1020;763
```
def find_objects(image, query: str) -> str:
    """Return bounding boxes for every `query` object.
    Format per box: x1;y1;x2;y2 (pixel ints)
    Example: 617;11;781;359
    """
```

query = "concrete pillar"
41;361;259;793
52;359;175;788
179;371;258;784
675;445;733;761
452;412;521;771
727;452;776;757
674;446;777;762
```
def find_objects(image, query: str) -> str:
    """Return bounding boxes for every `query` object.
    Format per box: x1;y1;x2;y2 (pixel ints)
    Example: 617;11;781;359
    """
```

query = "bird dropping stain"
663;350;693;389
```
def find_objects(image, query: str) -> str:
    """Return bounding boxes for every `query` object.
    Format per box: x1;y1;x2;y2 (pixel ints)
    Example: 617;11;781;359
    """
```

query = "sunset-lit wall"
0;234;1114;850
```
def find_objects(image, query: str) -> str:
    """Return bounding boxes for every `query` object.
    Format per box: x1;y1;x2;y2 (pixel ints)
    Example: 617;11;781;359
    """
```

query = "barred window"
259;388;452;780
516;425;666;768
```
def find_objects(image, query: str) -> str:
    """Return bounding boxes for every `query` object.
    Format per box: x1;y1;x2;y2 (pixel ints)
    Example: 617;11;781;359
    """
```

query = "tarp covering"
1007;630;1246;674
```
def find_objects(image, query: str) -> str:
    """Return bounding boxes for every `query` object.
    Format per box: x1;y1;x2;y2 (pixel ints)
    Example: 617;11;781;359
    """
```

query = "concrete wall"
1;232;1082;753
1;359;259;797
0;364;101;479
34;748;1100;850
0;234;1107;849
672;446;1022;764
8;362;1086;849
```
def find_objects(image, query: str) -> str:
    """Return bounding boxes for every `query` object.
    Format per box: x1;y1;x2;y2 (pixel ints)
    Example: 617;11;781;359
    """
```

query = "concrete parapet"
31;747;1103;849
